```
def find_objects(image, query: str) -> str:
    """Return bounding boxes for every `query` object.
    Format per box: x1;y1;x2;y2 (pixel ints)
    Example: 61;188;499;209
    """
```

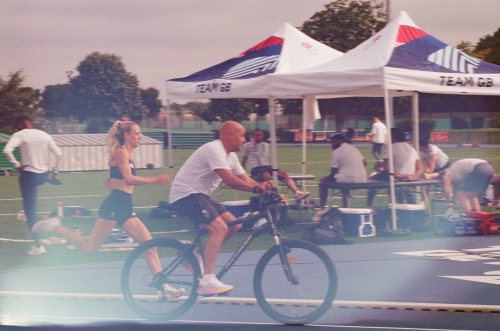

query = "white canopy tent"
269;11;500;229
165;23;343;179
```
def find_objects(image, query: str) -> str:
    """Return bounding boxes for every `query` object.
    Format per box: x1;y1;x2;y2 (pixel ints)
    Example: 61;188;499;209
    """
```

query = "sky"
1;0;499;101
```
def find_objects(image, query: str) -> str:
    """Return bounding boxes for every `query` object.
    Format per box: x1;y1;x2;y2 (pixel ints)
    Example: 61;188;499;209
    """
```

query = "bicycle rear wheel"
121;238;201;321
253;239;337;324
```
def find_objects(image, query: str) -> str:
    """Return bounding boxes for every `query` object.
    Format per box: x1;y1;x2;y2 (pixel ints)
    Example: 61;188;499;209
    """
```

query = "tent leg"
384;90;398;231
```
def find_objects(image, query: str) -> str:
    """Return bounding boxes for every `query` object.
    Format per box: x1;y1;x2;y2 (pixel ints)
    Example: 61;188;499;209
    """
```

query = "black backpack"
301;208;352;245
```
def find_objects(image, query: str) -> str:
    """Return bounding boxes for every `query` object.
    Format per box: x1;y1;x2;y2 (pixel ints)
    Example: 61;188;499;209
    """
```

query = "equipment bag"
301;208;352;245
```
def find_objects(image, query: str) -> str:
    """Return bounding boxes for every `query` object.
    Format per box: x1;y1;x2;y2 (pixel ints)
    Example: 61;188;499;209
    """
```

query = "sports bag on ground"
301;208;352;245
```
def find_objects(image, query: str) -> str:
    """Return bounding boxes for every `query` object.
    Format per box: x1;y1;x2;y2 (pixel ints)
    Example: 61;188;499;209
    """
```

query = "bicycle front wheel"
253;239;337;324
121;238;201;321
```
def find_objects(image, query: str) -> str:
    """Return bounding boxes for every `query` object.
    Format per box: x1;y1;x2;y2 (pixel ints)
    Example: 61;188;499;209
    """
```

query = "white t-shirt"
169;140;245;203
331;143;367;183
242;141;269;169
3;129;62;173
419;144;449;169
385;142;420;175
371;121;388;144
444;158;488;183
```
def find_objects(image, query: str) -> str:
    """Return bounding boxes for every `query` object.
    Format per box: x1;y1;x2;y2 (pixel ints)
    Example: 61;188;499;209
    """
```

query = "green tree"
456;41;475;56
483;27;500;65
183;101;208;118
473;26;500;64
0;70;43;133
200;99;253;124
297;0;386;130
140;87;163;118
40;83;75;118
70;52;147;122
299;0;386;53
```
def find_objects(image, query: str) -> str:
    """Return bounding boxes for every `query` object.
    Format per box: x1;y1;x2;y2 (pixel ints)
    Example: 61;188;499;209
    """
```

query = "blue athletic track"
1;235;499;331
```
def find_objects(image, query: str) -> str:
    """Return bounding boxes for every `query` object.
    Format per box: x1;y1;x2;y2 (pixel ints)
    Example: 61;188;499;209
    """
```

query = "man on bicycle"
170;121;273;295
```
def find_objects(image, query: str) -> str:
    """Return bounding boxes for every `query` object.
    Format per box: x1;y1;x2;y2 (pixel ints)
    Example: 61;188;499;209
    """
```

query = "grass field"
1;143;499;271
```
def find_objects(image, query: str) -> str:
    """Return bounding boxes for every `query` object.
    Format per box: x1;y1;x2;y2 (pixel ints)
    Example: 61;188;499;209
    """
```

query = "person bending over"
439;158;494;213
241;128;309;200
32;121;185;299
170;121;273;295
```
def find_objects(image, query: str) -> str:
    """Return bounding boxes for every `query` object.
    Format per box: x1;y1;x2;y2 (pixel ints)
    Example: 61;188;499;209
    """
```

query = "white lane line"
0;205;159;217
0;194;102;201
1;292;500;314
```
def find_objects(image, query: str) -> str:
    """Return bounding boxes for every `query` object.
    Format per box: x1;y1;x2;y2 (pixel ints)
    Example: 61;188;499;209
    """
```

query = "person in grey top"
241;128;309;200
439;158;494;212
419;138;450;179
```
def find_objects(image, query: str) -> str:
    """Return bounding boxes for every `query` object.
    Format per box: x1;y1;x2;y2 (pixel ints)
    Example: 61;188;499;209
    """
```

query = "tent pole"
384;89;398;230
166;99;174;179
412;92;419;148
268;97;278;184
302;96;307;175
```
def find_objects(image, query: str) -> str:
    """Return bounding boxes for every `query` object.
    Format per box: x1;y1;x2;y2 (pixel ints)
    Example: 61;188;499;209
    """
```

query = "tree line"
1;0;499;134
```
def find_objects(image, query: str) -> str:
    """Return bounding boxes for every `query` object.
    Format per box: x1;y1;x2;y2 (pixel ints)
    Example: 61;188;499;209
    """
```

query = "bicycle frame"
223;208;299;285
163;193;298;286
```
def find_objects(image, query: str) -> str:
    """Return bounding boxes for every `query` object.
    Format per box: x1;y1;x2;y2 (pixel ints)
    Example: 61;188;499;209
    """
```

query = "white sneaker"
158;283;185;299
28;246;46;255
32;217;60;233
197;274;233;295
295;191;310;200
17;210;26;222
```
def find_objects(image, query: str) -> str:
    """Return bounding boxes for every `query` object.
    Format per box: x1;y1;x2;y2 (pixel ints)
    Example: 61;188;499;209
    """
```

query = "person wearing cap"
316;133;367;217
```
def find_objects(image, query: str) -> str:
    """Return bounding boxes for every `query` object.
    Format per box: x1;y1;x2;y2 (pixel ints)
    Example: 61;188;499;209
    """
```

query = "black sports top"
110;160;137;180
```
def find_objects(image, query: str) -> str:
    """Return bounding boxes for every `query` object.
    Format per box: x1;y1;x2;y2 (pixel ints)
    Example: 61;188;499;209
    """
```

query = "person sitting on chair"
241;128;309;200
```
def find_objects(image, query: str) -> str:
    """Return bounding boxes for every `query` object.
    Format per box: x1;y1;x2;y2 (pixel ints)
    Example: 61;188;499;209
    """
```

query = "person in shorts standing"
170;121;273;295
439;158;494;212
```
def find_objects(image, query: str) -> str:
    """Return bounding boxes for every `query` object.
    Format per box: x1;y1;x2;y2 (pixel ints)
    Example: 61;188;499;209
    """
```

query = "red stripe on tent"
396;25;428;44
240;36;284;56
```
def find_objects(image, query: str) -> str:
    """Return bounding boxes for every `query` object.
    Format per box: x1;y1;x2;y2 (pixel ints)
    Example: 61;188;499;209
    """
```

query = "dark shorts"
460;162;494;194
323;173;338;183
434;160;451;173
171;193;228;225
98;189;137;226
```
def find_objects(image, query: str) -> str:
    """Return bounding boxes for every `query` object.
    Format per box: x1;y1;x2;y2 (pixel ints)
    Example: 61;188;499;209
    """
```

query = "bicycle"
121;191;337;324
